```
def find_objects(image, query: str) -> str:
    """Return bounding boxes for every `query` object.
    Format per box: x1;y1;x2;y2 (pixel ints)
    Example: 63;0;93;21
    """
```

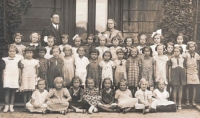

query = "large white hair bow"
151;29;162;37
72;34;79;40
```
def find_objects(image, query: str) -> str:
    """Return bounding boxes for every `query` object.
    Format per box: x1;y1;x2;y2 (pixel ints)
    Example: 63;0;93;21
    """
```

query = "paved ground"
0;107;200;118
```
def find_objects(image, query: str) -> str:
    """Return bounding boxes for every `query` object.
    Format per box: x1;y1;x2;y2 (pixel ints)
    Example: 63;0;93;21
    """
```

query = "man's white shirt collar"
52;23;58;29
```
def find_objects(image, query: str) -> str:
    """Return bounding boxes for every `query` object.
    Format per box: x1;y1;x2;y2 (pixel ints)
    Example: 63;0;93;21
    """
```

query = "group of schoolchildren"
1;30;200;115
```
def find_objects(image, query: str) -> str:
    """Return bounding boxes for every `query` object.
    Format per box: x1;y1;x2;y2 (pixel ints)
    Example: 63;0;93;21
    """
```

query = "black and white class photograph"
0;0;200;118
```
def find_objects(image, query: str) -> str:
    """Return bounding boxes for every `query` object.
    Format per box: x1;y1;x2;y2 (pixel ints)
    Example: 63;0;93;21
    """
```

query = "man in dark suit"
41;12;63;46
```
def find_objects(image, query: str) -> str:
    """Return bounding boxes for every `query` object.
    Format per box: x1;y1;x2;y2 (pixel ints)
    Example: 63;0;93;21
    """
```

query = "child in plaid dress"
126;47;142;96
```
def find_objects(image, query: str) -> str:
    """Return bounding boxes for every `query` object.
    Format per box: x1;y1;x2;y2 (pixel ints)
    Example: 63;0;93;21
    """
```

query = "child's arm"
78;88;84;102
168;60;172;85
98;65;102;88
138;58;142;79
45;89;54;101
18;68;22;86
35;65;38;77
2;69;4;83
63;88;72;102
154;60;156;81
112;66;116;80
148;98;153;108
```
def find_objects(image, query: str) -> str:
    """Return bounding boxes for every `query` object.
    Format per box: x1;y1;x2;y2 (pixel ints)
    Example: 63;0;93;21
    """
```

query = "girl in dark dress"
47;46;63;88
69;76;89;113
98;78;118;112
169;46;186;110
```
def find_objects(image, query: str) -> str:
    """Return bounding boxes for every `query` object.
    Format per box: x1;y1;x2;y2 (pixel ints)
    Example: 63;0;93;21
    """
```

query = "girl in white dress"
72;35;82;58
99;51;115;83
185;41;200;106
174;35;187;54
75;46;90;86
150;33;162;57
12;33;26;56
62;45;75;87
59;34;72;58
135;78;153;114
2;45;22;112
26;79;48;113
151;80;176;112
44;36;54;59
115;80;138;113
21;46;39;110
154;44;169;86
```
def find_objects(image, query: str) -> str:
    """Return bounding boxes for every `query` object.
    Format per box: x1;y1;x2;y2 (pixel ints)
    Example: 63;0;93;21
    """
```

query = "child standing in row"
21;46;39;109
47;46;63;88
185;41;200;106
2;45;22;112
62;45;75;88
150;33;162;57
37;47;48;81
44;36;54;59
165;42;174;59
72;35;82;58
123;37;134;59
114;48;127;90
87;49;101;88
96;35;109;61
75;46;90;86
59;34;71;55
109;36;121;61
12;33;26;56
99;51;115;84
154;44;169;86
141;46;154;91
137;34;147;54
169;46;186;110
126;47;142;96
175;35;187;54
28;32;41;59
84;34;96;58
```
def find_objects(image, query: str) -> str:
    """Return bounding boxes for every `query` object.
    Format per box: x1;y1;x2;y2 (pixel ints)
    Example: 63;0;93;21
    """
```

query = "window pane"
76;0;88;39
96;0;108;33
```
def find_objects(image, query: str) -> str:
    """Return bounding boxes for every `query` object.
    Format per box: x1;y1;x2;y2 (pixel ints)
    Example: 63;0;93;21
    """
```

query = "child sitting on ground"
151;80;176;112
26;79;48;113
135;78;153;114
46;77;72;115
69;76;88;113
115;79;138;114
